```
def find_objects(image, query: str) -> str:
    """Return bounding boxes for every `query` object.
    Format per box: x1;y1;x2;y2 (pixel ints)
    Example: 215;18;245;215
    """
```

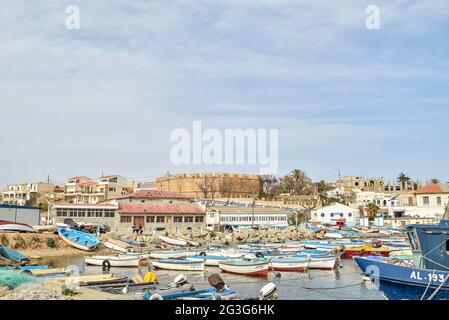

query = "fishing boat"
355;256;449;300
218;259;270;276
176;235;200;246
323;232;343;239
0;265;49;272
85;255;141;267
269;257;309;272
120;237;146;246
58;227;100;251
187;254;239;266
149;249;189;259
0;220;34;233
0;245;29;263
104;238;133;253
343;244;391;259
294;253;338;270
159;235;187;246
152;259;205;271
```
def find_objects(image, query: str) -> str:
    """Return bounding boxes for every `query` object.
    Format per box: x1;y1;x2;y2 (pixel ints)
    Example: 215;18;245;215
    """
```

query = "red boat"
0;220;34;233
343;244;390;259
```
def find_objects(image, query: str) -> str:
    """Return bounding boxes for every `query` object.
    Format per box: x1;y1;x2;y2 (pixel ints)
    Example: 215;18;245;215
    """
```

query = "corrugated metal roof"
118;202;204;215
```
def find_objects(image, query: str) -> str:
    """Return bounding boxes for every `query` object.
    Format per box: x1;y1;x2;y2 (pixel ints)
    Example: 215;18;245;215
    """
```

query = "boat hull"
159;235;187;246
343;250;390;259
152;260;205;271
85;256;141;267
0;220;34;233
218;261;269;277
269;260;309;272
58;227;99;251
355;256;449;300
149;251;189;259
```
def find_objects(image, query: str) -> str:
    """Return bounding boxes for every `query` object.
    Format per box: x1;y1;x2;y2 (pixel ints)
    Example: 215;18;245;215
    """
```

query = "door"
134;216;144;228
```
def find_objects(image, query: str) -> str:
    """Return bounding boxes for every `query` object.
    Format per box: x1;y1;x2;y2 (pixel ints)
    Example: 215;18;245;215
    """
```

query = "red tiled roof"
100;175;118;179
54;185;65;192
415;183;444;194
117;190;191;200
118;202;204;215
68;176;91;181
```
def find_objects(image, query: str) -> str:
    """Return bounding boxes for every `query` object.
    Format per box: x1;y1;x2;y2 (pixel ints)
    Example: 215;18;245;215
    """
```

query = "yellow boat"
343;244;390;259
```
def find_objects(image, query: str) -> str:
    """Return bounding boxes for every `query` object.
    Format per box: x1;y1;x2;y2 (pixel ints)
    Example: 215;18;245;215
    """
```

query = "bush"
46;238;55;248
62;288;76;296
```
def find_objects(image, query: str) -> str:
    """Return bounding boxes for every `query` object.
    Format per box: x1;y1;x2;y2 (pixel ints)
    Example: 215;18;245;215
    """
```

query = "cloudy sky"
1;0;449;185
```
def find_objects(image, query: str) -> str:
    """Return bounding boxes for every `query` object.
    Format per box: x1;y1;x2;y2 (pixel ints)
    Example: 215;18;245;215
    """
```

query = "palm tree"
430;178;440;184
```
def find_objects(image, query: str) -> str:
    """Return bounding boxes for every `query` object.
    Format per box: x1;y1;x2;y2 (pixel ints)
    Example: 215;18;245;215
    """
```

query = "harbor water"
39;255;385;300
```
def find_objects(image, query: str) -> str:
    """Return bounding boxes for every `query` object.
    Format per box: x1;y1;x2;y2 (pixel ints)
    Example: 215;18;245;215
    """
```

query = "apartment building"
0;182;56;207
64;175;132;204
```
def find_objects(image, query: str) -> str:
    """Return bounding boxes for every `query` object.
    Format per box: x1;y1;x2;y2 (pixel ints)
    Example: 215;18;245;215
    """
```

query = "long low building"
206;206;289;230
53;201;206;233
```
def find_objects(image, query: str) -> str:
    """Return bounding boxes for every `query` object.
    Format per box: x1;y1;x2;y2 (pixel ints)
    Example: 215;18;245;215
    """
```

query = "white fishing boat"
176;235;200;246
85;255;141;267
269;257;310;272
149;250;189;259
307;255;338;270
0;220;34;233
187;254;239;266
324;232;343;239
152;259;205;271
219;259;270;276
159;235;187;246
104;238;133;253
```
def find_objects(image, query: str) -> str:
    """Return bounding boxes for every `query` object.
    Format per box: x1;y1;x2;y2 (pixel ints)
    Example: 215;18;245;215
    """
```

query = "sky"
1;0;449;185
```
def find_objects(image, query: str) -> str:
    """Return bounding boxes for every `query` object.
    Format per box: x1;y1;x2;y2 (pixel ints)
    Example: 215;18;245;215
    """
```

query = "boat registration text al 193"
175;304;275;317
410;271;446;283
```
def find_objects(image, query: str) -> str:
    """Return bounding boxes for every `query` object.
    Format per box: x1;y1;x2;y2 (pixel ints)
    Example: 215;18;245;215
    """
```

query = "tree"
430;178;440;184
288;210;309;226
197;176;217;199
366;202;380;220
290;169;313;195
397;172;411;188
218;177;235;201
261;175;280;200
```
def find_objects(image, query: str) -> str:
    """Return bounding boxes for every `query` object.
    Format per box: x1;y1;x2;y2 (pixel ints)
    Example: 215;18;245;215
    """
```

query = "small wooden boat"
218;259;270;277
149;249;189;259
120;237;146;246
176;235;200;246
0;246;29;263
187;255;239;266
26;268;68;277
324;232;343;239
159;235;187;246
152;259;205;271
269;257;309;272
343;244;391;259
0;220;34;233
104;238;133;253
52;273;125;284
294;253;338;270
85;255;141;267
58;227;100;251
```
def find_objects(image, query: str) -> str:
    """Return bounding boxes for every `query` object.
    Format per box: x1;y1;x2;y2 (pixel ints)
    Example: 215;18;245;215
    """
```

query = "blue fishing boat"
0;265;49;272
144;287;235;300
355;256;449;300
57;227;100;251
354;209;449;300
0;246;29;263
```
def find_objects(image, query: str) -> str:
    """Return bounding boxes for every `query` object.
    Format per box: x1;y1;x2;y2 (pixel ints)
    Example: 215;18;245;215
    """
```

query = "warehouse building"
0;204;41;226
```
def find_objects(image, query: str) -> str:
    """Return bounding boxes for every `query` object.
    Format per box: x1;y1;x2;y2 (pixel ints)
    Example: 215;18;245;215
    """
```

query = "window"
146;216;155;223
437;197;442;205
348;212;352;217
408;197;413;206
184;216;194;223
120;216;131;223
195;217;204;223
173;216;183;223
330;213;334;217
320;213;325;217
423;196;430;205
340;213;344;217
156;216;165;223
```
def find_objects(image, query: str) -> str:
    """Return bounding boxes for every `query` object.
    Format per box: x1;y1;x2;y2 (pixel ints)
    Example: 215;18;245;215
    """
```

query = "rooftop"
118;202;204;215
415;183;449;194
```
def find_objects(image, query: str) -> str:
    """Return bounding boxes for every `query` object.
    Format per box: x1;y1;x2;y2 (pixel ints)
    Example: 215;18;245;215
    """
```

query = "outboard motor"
208;273;226;292
173;274;188;287
259;282;278;300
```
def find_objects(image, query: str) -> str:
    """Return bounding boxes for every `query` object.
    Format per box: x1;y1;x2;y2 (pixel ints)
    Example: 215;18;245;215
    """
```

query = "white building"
311;203;359;226
206;206;289;230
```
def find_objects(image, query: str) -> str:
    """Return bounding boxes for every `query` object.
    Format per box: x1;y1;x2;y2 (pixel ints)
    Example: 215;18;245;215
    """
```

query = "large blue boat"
354;206;449;300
